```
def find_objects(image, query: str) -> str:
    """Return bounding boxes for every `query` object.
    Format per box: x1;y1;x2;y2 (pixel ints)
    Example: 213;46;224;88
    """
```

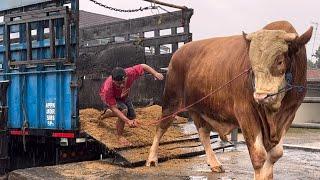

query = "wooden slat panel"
9;58;67;66
64;13;70;62
142;33;190;47
6;14;65;25
0;0;72;16
154;29;160;55
4;6;67;20
129;75;165;106
26;23;32;61
80;9;193;41
145;54;172;70
4;24;10;66
171;27;178;52
78;9;193;107
49;19;55;59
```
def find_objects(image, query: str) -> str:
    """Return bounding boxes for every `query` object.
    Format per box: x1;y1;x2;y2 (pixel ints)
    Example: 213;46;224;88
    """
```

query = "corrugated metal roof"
0;0;51;11
79;10;124;29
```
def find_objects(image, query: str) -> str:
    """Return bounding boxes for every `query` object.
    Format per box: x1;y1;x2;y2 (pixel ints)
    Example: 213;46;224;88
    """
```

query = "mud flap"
0;132;9;175
0;81;9;175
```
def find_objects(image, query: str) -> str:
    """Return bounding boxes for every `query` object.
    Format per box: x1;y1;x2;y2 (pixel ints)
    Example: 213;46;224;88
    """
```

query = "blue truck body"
0;0;78;131
0;0;84;174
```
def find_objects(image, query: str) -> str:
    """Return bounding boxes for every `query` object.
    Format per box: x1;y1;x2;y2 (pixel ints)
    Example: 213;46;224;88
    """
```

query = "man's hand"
154;73;164;80
126;120;137;128
140;64;164;81
120;88;130;98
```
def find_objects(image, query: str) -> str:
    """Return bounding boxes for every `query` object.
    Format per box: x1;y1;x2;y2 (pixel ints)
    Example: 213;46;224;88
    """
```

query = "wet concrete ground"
9;128;320;180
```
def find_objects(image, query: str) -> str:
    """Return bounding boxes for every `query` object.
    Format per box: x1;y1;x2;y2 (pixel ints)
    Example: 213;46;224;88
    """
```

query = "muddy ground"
8;128;320;180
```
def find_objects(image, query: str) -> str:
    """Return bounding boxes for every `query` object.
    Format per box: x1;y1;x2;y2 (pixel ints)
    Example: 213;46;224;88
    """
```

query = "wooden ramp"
113;136;234;167
79;105;233;166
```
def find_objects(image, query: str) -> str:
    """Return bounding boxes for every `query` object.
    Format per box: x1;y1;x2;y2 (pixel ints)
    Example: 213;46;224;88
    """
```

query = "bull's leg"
256;137;284;180
242;127;285;180
190;111;225;173
146;66;183;167
146;99;179;166
246;132;285;180
146;116;174;166
235;107;274;179
247;132;269;180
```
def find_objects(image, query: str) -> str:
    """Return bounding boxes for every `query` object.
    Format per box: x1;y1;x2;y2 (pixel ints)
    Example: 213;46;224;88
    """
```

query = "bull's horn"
282;33;298;42
296;26;313;45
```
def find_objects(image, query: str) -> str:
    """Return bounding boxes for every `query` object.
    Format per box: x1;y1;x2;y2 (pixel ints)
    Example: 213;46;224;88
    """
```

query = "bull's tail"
161;65;185;118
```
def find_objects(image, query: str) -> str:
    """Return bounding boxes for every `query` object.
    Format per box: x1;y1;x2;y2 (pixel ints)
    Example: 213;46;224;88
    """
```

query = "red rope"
139;67;252;126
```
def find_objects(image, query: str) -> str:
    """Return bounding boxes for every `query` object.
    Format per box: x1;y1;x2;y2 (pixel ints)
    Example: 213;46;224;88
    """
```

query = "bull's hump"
263;21;297;33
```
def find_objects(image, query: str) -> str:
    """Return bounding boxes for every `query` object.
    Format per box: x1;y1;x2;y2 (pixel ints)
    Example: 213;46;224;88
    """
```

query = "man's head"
112;67;127;88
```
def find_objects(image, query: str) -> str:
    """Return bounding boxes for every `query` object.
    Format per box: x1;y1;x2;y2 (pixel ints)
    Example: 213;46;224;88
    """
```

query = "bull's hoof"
211;165;225;173
146;159;158;167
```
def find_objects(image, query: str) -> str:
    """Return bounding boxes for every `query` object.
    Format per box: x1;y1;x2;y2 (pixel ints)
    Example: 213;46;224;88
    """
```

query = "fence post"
231;128;238;149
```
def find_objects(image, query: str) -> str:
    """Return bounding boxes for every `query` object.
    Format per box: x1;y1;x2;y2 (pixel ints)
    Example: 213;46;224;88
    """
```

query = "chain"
88;0;157;12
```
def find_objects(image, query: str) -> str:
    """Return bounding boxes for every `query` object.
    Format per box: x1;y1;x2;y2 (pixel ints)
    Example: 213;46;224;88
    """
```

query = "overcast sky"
80;0;320;61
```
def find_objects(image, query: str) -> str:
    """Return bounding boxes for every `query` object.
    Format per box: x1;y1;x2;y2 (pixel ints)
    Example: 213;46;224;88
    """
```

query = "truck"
0;0;196;175
0;0;102;174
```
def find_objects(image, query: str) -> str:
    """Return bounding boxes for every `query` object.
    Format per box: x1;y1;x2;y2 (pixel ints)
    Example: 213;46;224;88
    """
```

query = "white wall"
293;103;320;124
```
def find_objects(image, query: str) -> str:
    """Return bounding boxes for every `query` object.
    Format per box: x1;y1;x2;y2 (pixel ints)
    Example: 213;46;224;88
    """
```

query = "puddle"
188;176;208;180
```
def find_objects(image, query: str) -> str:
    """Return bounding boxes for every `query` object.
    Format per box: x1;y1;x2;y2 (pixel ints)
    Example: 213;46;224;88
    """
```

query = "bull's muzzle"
253;92;277;104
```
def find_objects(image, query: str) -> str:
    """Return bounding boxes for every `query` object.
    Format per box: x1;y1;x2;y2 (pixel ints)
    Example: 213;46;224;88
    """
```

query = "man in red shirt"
99;64;164;145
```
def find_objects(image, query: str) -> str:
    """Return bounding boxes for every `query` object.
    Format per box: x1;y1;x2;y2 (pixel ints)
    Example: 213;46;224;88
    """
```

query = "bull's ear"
242;31;252;42
296;26;313;46
242;31;251;49
242;31;248;40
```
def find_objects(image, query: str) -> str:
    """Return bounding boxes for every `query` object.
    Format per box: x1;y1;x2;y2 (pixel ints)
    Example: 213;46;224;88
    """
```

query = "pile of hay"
79;105;189;149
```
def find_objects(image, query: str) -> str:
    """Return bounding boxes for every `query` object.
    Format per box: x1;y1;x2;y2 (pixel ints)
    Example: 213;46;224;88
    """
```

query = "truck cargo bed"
80;105;232;166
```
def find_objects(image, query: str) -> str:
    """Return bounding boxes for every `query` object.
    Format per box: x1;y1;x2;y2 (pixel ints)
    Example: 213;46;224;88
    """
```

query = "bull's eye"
270;55;286;76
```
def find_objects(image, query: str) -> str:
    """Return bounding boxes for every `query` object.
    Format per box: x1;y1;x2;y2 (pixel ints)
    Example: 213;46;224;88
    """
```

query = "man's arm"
140;64;164;80
110;106;136;127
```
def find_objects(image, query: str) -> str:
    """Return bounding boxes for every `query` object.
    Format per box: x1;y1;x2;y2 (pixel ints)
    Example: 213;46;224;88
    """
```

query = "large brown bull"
146;21;313;179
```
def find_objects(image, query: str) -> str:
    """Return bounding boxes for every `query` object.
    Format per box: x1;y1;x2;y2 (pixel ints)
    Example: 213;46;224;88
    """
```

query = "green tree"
315;60;320;68
307;59;315;69
314;46;320;68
